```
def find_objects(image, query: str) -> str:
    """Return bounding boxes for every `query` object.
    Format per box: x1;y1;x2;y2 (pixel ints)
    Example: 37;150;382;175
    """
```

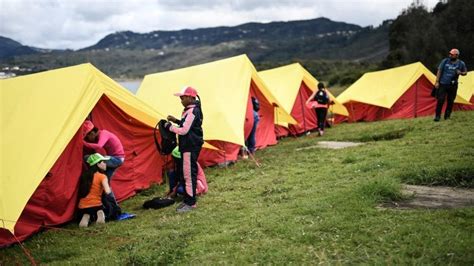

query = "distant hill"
84;17;361;51
0;17;389;79
0;36;40;59
81;17;389;62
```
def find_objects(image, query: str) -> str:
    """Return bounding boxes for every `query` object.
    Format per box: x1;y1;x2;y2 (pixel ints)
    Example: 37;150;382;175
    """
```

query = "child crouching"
77;153;113;227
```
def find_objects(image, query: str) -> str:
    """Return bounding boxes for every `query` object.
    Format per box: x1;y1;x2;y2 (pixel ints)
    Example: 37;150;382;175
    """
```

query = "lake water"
118;80;142;94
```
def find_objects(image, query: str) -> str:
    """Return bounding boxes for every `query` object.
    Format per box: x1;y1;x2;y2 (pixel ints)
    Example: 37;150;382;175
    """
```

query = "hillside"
0;36;39;59
0;17;389;79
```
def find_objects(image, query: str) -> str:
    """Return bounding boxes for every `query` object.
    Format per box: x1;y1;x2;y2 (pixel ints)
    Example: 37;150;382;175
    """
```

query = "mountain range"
0;17;390;79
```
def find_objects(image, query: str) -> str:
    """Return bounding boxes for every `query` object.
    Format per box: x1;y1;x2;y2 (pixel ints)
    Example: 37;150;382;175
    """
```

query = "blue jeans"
246;111;260;154
105;156;124;181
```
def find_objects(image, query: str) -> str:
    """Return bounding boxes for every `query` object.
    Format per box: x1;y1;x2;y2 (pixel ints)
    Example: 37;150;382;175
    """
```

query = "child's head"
87;153;109;171
317;82;325;90
173;86;198;107
83;120;99;142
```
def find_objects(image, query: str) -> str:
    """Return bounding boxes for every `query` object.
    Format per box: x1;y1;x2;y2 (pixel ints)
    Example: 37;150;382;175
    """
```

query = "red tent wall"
454;96;474;111
0;129;83;247
90;96;164;201
250;81;277;149
0;96;164;247
275;82;317;137
334;75;436;122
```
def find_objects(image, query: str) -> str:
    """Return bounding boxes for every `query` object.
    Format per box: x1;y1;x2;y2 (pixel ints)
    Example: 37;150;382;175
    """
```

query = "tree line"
383;0;473;72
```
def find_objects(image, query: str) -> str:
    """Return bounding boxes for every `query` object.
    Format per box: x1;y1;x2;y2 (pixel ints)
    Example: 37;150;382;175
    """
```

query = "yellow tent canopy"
0;63;165;233
337;62;436;108
259;63;348;129
137;54;295;147
455;71;474;105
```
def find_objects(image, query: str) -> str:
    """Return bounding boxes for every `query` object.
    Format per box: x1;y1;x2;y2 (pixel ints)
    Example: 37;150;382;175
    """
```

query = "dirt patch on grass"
296;141;364;150
379;185;474;209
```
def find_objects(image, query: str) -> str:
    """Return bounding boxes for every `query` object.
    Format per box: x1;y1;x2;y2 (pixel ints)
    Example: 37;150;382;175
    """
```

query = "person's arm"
457;62;467;76
167;115;179;123
306;90;317;105
102;177;112;194
169;109;195;135
435;68;441;89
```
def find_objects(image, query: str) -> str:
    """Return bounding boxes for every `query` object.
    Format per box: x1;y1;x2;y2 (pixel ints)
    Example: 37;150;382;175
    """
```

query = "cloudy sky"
0;0;440;50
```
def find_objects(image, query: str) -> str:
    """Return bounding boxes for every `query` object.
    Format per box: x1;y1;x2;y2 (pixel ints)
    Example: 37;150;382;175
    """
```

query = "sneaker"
96;210;105;224
318;130;324;136
176;203;196;213
79;214;90;228
434;116;440;122
305;131;311;136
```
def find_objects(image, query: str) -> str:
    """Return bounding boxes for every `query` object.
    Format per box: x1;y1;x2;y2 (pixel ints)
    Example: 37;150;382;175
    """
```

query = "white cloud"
0;0;440;50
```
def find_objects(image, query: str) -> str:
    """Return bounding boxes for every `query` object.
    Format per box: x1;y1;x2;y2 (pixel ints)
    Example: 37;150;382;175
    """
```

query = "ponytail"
78;165;99;199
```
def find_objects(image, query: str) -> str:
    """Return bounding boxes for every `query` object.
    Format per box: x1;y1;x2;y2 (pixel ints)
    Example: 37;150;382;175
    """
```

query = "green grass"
1;112;474;264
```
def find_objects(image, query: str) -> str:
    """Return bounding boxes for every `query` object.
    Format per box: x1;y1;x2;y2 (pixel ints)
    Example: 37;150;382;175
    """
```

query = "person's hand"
164;122;172;130
167;115;178;123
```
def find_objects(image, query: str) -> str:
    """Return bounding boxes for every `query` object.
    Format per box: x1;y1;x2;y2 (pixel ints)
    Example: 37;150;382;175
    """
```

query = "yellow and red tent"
0;63;165;246
259;63;348;137
454;71;474;110
335;62;437;122
138;54;295;166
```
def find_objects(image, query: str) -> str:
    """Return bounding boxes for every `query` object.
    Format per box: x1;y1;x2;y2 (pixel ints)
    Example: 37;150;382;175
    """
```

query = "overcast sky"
0;0;440;50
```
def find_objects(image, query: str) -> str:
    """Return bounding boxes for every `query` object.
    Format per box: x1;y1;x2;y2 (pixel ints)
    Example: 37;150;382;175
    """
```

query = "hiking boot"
176;203;196;213
434;116;440;122
79;214;90;228
96;210;105;224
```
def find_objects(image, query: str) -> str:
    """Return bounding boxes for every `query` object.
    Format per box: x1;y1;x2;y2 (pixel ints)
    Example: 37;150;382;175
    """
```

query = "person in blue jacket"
434;48;467;121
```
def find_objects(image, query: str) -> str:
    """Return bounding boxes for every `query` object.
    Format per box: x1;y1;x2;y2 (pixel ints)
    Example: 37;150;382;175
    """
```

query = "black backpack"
143;197;175;209
154;119;177;155
314;90;329;104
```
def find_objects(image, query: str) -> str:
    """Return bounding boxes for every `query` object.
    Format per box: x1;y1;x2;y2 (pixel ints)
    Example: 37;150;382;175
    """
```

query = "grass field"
1;111;473;265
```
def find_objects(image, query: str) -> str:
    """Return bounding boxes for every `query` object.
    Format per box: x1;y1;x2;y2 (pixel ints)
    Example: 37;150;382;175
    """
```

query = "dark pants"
181;150;201;206
315;108;328;131
435;83;458;119
245;111;259;154
104;156;124;181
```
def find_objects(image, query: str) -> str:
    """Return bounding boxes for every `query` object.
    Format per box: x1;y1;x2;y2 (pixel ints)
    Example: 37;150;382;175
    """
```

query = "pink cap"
82;120;94;137
173;86;198;97
449;48;460;55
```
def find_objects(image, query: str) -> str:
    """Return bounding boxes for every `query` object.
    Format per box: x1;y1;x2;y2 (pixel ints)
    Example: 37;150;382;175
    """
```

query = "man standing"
434;48;467;121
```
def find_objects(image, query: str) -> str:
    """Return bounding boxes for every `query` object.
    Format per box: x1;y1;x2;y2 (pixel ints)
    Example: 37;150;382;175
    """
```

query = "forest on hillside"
383;0;473;71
